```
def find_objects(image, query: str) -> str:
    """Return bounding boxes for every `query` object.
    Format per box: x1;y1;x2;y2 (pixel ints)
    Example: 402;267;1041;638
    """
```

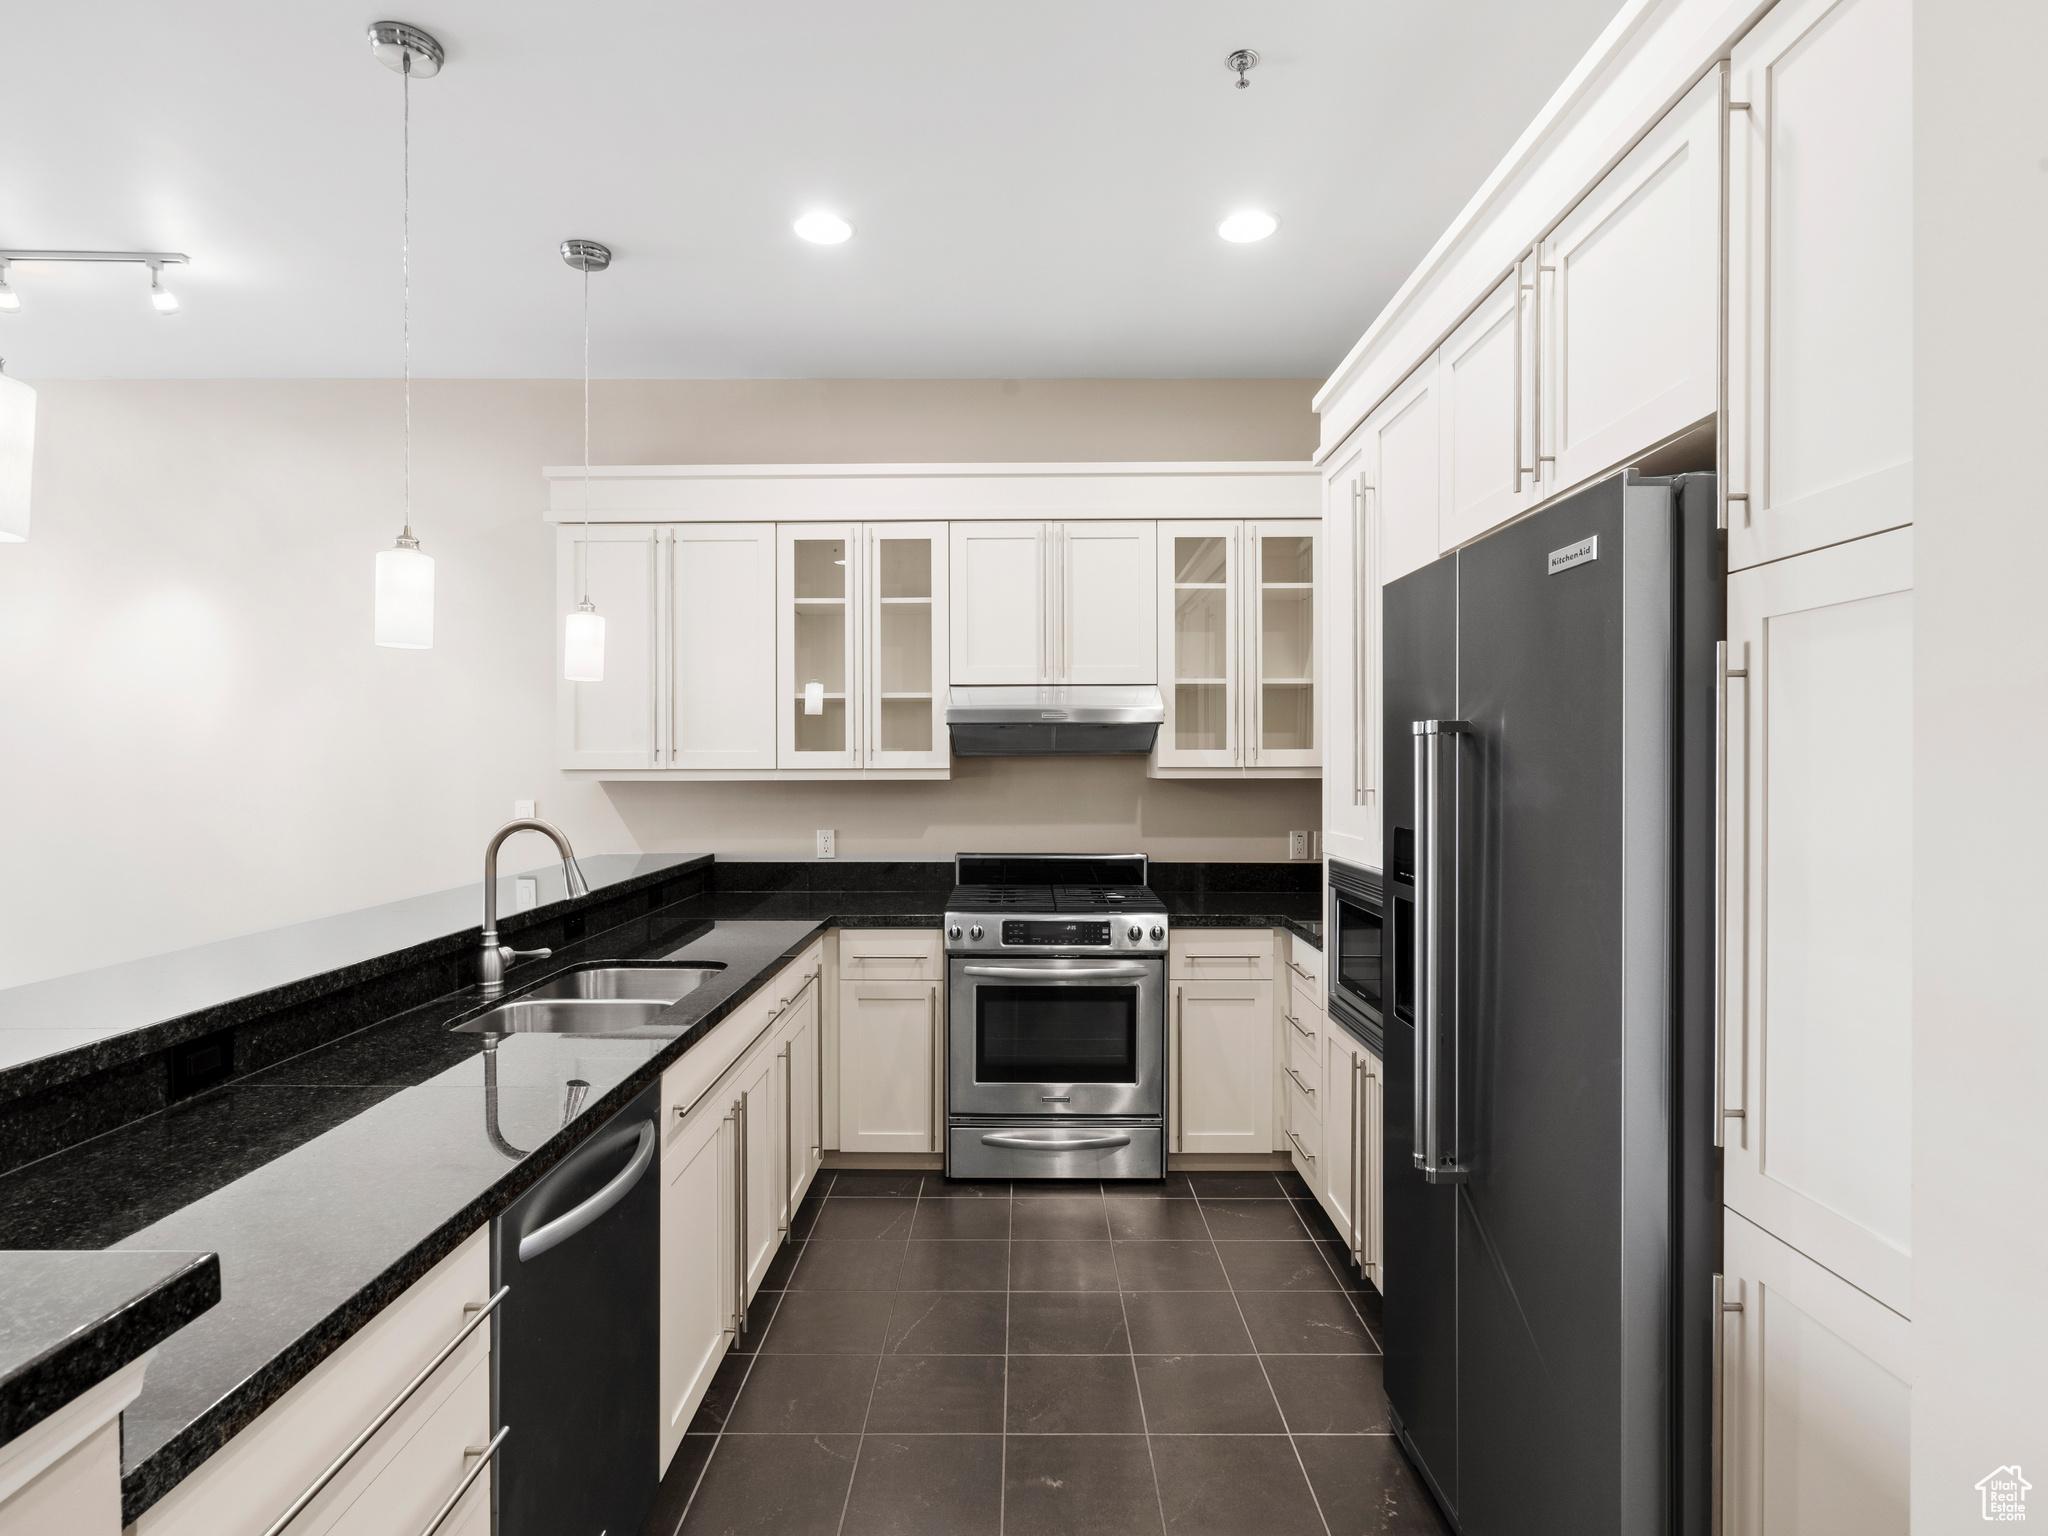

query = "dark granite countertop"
0;1250;221;1448
0;876;1316;1521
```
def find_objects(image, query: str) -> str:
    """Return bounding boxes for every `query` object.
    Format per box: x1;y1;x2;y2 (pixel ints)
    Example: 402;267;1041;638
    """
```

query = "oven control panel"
945;913;1169;954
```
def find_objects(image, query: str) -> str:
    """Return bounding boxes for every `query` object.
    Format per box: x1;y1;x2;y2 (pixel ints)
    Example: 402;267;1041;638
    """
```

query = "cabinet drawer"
1282;1055;1321;1130
1284;935;1321;990
838;929;943;980
1282;985;1320;1053
662;994;776;1152
132;1231;492;1536
1288;1017;1320;1090
1170;931;1273;980
1283;1076;1321;1175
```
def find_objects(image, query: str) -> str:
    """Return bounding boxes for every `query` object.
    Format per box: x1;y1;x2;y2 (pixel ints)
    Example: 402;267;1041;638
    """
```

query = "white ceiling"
0;1;1621;380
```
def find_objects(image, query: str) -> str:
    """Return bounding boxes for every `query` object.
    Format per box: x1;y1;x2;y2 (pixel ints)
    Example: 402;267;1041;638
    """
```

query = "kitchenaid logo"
1547;535;1598;574
1978;1465;2031;1521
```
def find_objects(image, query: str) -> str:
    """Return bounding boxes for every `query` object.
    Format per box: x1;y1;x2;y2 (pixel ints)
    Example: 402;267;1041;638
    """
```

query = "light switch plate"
513;800;536;820
816;829;836;859
516;877;538;911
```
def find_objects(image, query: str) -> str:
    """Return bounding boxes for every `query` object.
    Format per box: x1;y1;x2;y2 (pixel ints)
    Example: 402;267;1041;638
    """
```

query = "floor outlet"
816;829;836;859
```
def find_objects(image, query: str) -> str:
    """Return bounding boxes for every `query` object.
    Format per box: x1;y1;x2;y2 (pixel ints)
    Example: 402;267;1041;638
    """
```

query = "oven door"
947;957;1165;1118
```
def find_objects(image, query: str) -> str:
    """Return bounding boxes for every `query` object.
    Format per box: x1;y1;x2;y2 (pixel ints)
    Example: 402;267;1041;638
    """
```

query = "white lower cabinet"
658;1080;734;1477
1720;1211;1911;1536
131;1231;493;1536
835;931;943;1155
1169;932;1275;1155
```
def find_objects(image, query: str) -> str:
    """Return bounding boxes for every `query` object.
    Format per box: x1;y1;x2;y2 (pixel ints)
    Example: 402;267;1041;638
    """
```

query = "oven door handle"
959;965;1152;979
979;1132;1134;1152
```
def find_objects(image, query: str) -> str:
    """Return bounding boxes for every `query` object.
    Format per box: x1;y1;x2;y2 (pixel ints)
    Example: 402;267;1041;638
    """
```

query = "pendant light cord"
401;51;414;541
581;263;591;604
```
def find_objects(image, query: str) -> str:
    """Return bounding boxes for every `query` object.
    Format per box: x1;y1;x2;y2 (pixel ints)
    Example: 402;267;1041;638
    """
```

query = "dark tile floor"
642;1169;1450;1536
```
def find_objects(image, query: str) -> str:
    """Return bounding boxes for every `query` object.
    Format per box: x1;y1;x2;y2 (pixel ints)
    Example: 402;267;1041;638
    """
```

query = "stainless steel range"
944;854;1168;1181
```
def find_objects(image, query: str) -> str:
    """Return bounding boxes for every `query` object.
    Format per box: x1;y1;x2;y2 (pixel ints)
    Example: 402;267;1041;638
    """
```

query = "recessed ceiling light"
1218;210;1279;243
794;212;853;245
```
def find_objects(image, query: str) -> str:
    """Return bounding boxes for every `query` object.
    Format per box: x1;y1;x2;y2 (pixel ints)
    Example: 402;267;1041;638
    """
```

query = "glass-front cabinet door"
863;522;949;771
1156;523;1241;769
778;523;860;768
1249;521;1318;768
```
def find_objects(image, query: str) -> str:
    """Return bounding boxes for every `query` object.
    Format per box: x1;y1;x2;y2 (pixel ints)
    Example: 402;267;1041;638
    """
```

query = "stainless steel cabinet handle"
779;1042;793;1235
850;953;931;961
1413;719;1471;1184
1185;953;1264;962
1716;641;1750;1147
1286;1128;1316;1167
1173;988;1184;1153
981;1131;1132;1152
738;1091;750;1332
728;1098;744;1336
1350;1055;1362;1268
1285;958;1315;982
1713;1274;1744;1536
257;1288;508;1536
961;964;1151;979
1285;1011;1314;1041
1285;1065;1315;1100
418;1426;509;1536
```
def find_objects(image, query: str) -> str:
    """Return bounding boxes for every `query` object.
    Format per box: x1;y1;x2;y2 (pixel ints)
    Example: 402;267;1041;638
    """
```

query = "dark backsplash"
0;859;1315;1178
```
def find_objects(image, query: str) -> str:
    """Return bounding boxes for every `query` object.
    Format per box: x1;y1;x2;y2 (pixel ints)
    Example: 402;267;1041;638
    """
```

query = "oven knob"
1149;924;1165;941
947;924;962;940
969;924;984;941
1127;925;1143;943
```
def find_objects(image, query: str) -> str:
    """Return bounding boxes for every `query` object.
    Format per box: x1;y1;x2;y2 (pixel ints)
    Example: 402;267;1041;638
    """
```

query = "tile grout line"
831;1174;920;1536
1111;1179;1172;1536
998;1177;1012;1536
1195;1180;1337;1536
670;1260;789;1536
1294;1195;1386;1352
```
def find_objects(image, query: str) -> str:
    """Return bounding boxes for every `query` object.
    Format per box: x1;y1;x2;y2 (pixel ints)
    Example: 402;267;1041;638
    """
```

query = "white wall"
0;377;1318;989
1912;0;2048;1518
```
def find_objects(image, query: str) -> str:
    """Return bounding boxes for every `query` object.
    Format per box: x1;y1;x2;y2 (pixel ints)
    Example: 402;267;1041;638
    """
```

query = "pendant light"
561;239;612;682
369;21;442;649
0;358;32;543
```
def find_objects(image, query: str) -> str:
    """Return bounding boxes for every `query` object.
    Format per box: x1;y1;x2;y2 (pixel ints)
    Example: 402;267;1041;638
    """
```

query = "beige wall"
0;377;1318;988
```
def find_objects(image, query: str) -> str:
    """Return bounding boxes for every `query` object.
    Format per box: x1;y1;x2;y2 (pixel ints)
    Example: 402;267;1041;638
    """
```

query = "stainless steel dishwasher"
492;1079;659;1536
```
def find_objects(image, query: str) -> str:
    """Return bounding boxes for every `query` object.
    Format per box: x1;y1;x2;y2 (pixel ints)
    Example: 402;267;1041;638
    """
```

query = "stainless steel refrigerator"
1381;470;1719;1536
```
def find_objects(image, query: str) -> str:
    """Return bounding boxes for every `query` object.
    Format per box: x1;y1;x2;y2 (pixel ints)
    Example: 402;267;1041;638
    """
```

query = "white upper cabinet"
1727;0;1912;570
1248;522;1317;769
949;521;1045;685
1154;522;1317;776
1368;354;1443;587
862;523;949;771
1319;437;1380;865
670;526;779;772
1724;527;1913;1317
1057;521;1157;684
1540;67;1723;497
951;521;1157;687
557;525;659;770
779;524;860;769
1438;269;1538;551
1156;523;1241;771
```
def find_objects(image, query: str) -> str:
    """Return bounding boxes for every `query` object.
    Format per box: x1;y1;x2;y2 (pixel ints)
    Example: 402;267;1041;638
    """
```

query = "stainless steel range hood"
945;685;1164;757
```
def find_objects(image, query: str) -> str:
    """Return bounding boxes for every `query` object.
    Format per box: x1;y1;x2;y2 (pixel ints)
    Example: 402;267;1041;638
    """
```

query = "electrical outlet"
816;829;837;859
516;876;538;911
513;800;536;820
1288;830;1310;861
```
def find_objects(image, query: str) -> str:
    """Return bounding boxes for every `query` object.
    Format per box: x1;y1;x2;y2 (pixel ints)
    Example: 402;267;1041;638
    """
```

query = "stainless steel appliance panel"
947;957;1164;1119
948;1122;1164;1180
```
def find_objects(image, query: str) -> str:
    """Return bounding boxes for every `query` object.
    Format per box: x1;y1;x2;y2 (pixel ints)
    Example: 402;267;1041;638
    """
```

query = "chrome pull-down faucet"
479;819;590;997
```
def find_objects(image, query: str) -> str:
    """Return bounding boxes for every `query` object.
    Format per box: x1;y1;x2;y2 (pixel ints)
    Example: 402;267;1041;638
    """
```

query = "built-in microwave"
1326;858;1384;1054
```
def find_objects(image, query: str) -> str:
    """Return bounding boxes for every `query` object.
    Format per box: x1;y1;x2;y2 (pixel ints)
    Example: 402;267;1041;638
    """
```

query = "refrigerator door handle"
1412;718;1471;1184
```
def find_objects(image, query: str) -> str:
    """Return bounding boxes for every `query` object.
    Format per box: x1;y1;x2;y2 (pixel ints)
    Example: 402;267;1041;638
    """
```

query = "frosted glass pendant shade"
564;605;606;681
0;370;34;543
374;539;435;648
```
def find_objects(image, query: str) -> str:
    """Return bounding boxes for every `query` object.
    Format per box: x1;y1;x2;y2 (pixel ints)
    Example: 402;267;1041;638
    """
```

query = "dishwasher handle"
518;1119;656;1263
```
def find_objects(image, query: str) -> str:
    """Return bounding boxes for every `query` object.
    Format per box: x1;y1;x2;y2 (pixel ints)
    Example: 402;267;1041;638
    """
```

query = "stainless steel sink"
454;998;682;1035
520;965;723;1003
